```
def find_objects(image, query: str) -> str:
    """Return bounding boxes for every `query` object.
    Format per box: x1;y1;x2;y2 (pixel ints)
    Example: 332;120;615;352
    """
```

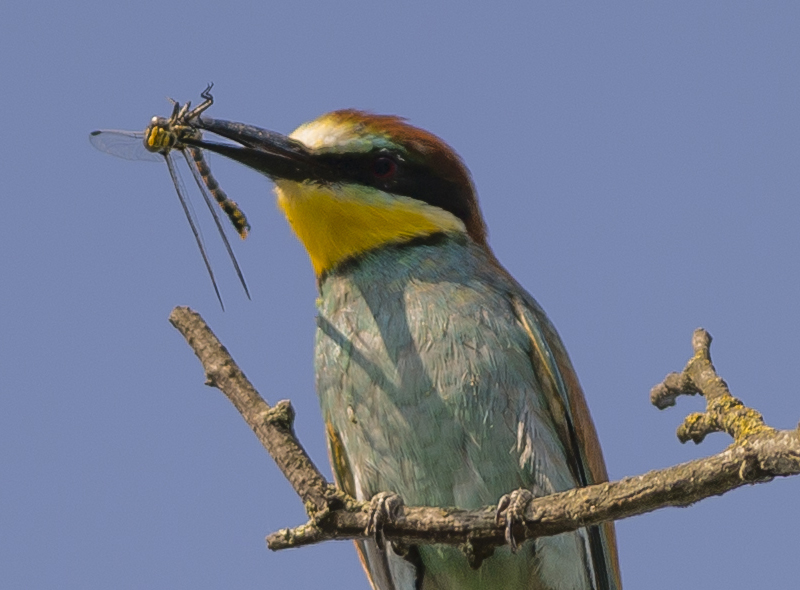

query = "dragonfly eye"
144;124;177;154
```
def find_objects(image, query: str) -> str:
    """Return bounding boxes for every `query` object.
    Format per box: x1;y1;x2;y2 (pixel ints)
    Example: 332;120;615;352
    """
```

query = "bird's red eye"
373;156;397;179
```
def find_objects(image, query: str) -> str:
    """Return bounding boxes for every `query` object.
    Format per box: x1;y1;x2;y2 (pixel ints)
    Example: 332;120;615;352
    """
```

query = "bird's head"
190;110;488;277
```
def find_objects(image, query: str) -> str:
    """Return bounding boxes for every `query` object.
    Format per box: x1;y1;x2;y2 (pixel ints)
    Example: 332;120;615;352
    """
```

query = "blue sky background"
2;2;799;588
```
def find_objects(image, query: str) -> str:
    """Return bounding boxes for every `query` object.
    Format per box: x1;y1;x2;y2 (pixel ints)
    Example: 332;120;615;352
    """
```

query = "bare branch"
169;310;800;555
169;306;334;516
266;430;800;551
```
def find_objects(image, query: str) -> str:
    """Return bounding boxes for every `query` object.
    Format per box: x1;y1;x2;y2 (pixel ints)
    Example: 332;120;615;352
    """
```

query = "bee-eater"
188;111;621;590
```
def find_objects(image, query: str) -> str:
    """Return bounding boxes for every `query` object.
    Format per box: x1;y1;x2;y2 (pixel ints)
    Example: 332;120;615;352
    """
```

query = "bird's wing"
326;421;421;590
326;422;379;590
509;293;622;590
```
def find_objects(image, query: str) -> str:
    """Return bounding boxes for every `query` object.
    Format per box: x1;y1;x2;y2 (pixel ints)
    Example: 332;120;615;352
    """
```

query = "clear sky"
2;2;799;588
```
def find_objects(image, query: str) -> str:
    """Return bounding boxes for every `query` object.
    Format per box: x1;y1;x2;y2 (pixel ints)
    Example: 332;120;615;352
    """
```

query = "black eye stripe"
312;151;472;225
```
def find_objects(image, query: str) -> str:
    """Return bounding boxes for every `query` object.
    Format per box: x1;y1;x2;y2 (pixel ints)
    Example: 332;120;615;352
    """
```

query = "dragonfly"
90;84;250;309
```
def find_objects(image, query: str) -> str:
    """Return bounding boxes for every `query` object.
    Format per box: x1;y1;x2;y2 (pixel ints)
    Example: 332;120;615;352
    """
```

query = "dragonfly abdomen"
187;147;250;239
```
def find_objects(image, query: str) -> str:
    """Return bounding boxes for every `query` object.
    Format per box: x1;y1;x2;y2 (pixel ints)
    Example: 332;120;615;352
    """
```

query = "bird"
186;110;622;590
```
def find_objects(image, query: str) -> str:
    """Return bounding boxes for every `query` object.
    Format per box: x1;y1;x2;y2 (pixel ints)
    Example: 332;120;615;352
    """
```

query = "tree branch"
169;308;800;557
168;306;335;516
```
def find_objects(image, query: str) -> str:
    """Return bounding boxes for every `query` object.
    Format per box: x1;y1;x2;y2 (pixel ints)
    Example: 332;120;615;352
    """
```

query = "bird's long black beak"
183;117;326;183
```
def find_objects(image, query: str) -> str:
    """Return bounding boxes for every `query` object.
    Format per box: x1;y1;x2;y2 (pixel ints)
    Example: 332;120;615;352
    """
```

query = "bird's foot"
366;491;404;551
495;488;533;553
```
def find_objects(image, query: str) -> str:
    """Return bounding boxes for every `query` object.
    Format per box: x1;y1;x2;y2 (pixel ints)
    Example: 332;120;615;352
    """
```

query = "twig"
169;306;335;516
650;328;775;443
169;310;800;553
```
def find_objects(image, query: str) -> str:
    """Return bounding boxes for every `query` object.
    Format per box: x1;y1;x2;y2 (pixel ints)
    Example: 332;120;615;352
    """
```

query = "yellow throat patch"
274;180;466;276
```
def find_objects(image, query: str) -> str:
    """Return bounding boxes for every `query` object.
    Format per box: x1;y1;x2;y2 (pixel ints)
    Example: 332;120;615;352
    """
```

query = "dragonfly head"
144;116;202;156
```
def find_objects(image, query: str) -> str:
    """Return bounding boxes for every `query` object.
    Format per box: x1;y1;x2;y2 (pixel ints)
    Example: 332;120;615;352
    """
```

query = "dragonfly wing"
89;129;163;162
164;152;225;309
183;149;251;299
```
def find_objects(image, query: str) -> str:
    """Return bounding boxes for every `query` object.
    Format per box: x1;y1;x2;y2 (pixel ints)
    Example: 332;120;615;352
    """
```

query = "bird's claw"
495;489;533;553
366;491;404;551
